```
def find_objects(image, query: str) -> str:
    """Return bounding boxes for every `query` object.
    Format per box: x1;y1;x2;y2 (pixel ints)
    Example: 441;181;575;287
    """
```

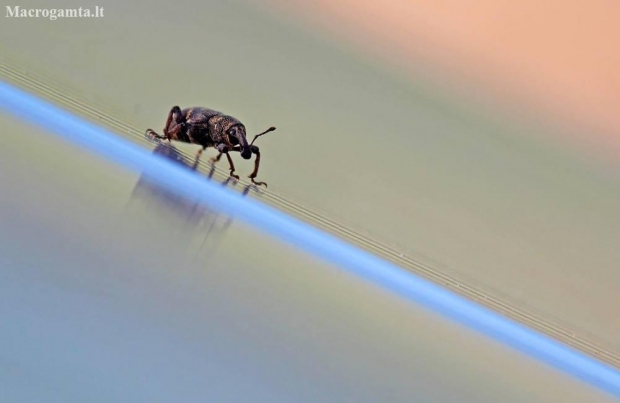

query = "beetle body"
146;106;275;186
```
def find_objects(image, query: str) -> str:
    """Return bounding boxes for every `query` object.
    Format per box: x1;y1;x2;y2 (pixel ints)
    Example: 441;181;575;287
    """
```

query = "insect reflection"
129;142;254;257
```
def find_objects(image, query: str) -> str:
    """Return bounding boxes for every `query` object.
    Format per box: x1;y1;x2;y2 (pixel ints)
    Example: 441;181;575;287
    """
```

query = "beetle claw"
250;177;267;187
145;129;163;143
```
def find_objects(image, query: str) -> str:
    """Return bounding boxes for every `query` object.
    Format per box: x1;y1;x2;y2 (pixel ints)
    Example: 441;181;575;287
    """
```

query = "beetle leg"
209;152;223;164
146;106;185;141
156;105;185;142
214;144;239;181
248;145;267;187
225;152;240;181
145;128;166;140
219;145;267;187
210;145;243;164
164;106;184;140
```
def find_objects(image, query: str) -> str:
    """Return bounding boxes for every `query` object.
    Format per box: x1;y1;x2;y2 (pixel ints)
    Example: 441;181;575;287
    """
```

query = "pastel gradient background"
1;1;619;401
260;0;620;161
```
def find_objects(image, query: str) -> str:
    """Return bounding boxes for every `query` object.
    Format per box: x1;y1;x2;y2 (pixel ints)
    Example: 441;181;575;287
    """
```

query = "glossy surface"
0;114;616;402
2;1;619;359
2;1;620;399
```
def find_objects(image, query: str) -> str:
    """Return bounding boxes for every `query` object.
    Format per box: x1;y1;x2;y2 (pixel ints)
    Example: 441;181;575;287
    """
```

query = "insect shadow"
128;142;254;257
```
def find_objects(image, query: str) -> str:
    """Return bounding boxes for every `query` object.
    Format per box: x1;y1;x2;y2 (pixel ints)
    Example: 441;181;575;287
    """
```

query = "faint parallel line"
2;60;618;370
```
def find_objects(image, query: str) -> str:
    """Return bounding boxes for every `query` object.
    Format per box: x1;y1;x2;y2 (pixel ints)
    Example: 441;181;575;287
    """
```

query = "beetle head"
226;124;252;159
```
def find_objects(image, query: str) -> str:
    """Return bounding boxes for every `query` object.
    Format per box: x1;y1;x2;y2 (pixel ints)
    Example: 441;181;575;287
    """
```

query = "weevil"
145;106;276;186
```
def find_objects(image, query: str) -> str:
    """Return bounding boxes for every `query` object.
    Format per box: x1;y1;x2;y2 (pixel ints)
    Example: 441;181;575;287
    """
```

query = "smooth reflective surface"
127;142;247;260
1;115;616;402
2;1;619;361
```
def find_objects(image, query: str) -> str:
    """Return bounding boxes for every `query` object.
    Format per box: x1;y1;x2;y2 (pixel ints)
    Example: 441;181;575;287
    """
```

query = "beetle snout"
241;148;252;160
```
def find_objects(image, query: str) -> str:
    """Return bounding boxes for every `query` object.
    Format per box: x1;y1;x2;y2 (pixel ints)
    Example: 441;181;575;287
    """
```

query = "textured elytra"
145;106;275;186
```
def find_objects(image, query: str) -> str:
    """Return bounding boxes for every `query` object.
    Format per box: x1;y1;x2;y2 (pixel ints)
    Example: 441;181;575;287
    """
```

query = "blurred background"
1;1;619;401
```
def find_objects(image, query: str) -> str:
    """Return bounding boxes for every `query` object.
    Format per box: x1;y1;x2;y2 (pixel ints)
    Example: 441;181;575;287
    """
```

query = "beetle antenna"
251;126;276;145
